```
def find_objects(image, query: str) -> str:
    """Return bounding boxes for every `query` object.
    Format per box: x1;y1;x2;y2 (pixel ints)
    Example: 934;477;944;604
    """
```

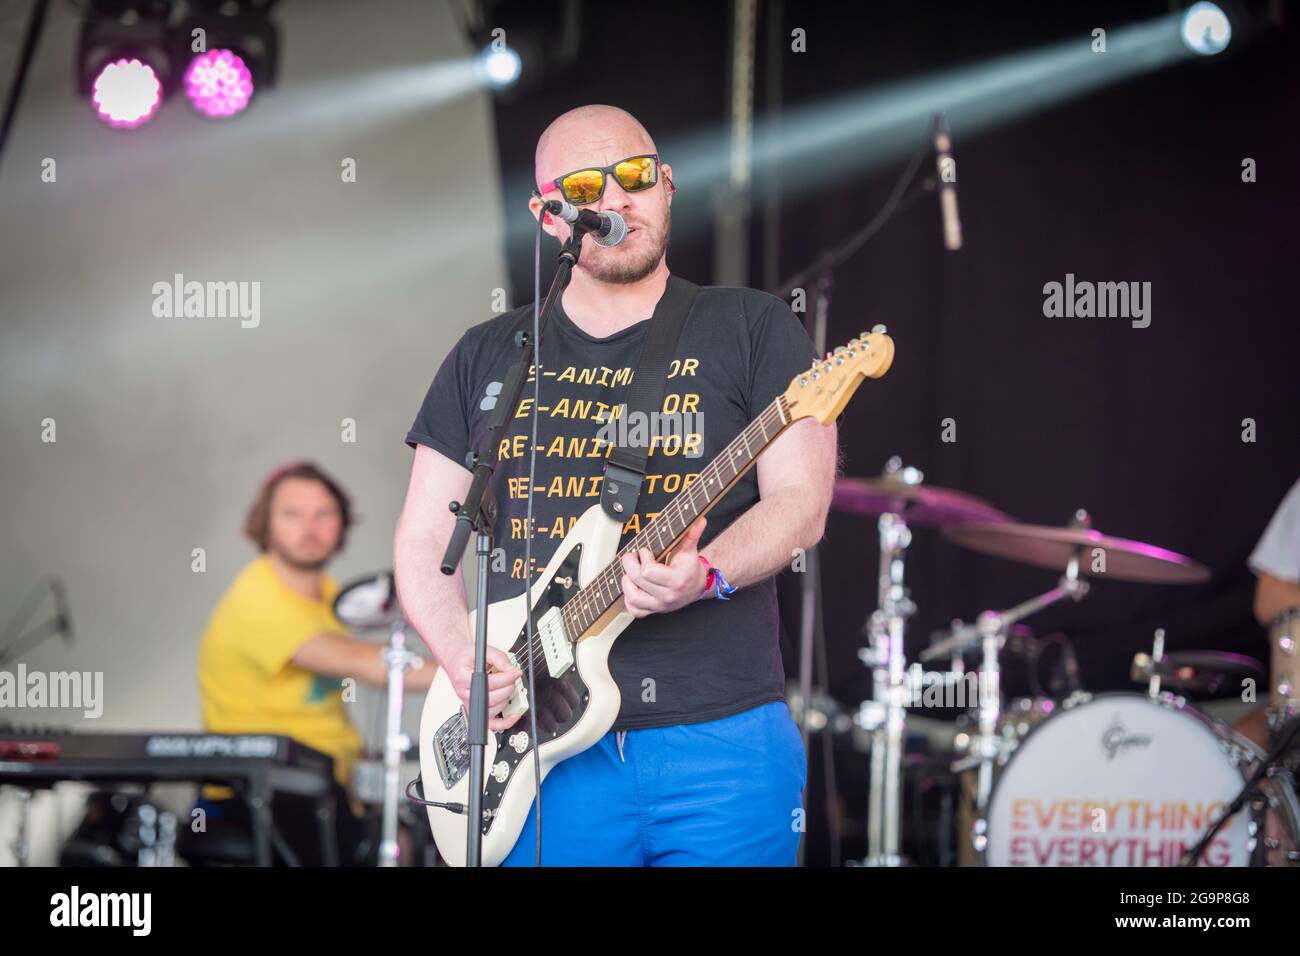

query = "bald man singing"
395;105;836;866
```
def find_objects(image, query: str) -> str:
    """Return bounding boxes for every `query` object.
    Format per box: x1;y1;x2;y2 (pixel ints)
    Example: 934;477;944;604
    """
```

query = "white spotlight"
479;45;522;89
1181;2;1232;56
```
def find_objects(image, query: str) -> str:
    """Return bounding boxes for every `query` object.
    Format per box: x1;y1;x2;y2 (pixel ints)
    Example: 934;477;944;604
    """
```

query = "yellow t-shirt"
198;556;362;787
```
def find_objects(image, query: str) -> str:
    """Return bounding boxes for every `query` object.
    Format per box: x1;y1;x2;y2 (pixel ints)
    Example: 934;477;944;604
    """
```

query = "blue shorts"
501;700;807;866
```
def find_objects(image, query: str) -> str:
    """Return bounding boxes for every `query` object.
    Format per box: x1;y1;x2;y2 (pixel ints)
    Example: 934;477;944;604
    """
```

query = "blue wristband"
711;567;737;601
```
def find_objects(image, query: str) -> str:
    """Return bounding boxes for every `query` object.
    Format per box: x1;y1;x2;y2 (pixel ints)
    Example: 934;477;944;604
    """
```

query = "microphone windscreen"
592;210;627;248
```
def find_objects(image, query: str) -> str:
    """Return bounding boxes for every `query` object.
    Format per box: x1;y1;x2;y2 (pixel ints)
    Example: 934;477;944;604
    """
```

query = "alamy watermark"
905;664;1000;709
50;886;150;935
152;273;260;328
0;665;103;718
594;406;704;459
1042;273;1151;328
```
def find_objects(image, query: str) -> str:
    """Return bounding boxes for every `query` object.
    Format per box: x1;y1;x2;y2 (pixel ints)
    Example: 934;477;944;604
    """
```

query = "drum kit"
833;456;1300;868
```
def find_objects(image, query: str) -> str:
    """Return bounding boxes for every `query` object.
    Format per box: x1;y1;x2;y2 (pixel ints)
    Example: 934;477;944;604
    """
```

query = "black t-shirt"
405;283;817;730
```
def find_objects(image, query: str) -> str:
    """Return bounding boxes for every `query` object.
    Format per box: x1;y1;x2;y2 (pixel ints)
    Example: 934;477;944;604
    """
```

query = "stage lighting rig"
77;0;177;128
457;0;580;98
176;0;279;118
1174;1;1291;60
1181;2;1233;55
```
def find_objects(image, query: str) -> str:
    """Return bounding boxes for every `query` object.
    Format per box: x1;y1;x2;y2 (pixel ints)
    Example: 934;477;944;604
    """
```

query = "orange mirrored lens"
561;169;604;204
615;157;656;191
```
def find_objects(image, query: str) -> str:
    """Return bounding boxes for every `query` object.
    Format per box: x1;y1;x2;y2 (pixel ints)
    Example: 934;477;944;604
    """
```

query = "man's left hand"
619;517;708;618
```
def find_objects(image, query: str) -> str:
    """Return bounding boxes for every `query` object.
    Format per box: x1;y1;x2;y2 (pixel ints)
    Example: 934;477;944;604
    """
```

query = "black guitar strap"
599;274;700;523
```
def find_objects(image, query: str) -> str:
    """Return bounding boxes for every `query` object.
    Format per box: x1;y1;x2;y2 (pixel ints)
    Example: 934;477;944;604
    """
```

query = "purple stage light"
184;49;255;118
91;58;163;129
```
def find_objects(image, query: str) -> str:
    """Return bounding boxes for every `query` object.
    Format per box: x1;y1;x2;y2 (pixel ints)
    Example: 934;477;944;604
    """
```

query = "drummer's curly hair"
243;460;355;554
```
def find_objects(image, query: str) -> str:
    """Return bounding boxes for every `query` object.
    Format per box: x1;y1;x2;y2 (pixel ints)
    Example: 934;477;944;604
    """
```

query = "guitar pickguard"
429;544;594;837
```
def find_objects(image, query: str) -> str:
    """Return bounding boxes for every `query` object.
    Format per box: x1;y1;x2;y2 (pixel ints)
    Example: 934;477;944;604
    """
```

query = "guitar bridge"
431;709;470;790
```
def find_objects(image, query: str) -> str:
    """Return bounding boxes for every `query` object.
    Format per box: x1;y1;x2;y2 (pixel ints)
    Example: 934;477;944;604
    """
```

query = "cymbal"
832;477;1010;527
942;521;1210;584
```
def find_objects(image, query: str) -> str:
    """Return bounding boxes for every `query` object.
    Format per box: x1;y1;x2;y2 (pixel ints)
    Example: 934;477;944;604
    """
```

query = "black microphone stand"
438;227;587;867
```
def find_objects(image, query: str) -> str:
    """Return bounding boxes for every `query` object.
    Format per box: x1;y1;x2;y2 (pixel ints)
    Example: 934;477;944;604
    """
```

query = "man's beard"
269;541;333;571
580;207;671;285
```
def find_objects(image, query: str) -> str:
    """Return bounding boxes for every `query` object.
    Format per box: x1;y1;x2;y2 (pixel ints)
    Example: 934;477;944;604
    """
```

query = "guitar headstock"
783;328;894;425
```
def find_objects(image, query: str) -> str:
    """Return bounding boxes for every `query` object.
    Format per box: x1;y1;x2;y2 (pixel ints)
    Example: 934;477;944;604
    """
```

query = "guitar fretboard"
560;393;793;637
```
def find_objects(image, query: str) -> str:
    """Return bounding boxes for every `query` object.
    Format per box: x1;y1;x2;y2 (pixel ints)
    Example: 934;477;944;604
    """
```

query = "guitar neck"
563;394;793;637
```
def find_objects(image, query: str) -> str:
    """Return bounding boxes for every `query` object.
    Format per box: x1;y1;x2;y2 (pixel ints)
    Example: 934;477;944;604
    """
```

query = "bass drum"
980;693;1300;866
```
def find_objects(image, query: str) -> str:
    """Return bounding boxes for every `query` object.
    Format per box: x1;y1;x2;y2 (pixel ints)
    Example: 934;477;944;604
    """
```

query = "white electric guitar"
418;329;895;865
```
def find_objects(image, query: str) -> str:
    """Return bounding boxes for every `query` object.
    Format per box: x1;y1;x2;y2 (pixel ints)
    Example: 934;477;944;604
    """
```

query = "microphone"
541;199;628;247
933;112;962;251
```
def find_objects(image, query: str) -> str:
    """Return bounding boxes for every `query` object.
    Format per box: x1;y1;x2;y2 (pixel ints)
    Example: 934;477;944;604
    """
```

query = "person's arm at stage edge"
291;631;437;690
1254;572;1300;627
393;444;523;731
1250;477;1300;626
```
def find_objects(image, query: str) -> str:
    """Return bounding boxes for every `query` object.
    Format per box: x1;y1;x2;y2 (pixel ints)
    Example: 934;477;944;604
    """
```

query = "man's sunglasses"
537;154;661;206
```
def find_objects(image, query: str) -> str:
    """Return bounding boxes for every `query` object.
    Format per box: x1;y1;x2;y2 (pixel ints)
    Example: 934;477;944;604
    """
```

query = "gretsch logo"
1101;720;1152;760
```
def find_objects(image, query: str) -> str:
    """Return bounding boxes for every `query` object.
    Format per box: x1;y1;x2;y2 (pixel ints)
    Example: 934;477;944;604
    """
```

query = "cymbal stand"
379;616;424;867
943;553;1089;857
856;459;920;866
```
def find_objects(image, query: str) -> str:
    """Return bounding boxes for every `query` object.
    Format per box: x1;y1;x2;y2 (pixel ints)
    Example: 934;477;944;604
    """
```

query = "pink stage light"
184;49;255;118
91;58;163;129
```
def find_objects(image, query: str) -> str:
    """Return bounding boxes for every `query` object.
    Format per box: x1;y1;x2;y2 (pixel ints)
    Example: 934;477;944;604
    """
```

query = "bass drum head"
984;693;1299;866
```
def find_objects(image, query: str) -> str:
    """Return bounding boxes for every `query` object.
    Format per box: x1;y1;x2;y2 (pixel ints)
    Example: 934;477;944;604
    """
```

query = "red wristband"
698;554;716;600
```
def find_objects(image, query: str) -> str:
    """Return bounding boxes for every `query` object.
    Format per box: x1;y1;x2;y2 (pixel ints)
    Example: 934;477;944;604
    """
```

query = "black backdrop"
487;1;1299;715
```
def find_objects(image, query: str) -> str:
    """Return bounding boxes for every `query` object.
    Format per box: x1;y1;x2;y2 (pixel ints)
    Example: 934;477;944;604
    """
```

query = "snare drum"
978;692;1300;866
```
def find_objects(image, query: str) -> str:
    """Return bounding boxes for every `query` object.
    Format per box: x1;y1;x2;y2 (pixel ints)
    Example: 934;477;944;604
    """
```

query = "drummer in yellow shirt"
195;461;436;865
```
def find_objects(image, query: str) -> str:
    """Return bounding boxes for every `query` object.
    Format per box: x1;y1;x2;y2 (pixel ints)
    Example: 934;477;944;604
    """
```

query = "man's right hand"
439;640;524;732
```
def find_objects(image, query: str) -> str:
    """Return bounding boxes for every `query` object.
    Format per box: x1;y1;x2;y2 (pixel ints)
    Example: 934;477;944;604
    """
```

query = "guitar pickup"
536;607;574;679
